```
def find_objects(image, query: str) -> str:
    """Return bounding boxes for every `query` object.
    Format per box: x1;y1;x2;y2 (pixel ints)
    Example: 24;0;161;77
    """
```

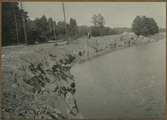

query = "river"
71;39;165;119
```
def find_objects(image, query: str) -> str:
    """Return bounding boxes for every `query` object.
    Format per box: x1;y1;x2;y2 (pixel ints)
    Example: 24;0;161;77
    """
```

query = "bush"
132;16;159;36
91;26;101;36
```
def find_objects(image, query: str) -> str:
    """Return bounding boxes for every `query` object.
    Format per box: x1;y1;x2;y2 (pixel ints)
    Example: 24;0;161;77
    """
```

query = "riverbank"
2;32;165;63
2;32;165;119
71;37;165;119
73;32;165;64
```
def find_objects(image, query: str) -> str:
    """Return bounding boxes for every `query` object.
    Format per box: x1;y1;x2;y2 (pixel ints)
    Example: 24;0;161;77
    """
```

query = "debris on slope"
1;51;81;120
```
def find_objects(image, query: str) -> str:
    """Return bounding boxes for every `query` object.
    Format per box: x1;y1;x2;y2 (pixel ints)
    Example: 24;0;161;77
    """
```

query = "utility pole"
62;2;67;42
20;0;28;45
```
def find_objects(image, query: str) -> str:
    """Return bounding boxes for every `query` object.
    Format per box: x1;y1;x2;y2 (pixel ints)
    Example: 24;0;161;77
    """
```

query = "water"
71;39;165;119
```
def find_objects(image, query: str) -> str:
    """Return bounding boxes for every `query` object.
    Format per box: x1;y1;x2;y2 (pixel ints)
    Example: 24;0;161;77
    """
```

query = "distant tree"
2;2;17;46
111;27;131;34
68;18;78;38
56;21;66;38
132;16;159;36
101;27;113;35
27;16;60;44
91;14;106;36
91;26;101;36
91;14;105;27
32;16;50;43
52;21;57;40
2;2;28;46
19;9;29;44
78;25;90;36
48;18;54;38
26;20;39;44
48;18;57;40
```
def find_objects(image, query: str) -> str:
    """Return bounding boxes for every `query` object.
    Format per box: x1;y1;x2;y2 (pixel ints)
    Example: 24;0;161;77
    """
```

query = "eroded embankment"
1;32;165;119
1;50;82;120
73;32;165;64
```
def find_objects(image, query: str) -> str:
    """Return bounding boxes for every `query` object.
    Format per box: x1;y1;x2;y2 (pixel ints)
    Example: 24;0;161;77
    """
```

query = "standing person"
87;32;91;39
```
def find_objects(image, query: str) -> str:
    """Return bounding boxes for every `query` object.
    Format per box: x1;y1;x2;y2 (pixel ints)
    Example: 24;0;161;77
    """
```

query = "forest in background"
2;2;123;46
2;2;164;46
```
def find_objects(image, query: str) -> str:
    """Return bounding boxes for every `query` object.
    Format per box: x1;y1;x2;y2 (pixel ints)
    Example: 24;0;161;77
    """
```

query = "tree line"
27;16;79;44
2;2;79;45
2;2;131;46
2;2;160;46
2;2;28;46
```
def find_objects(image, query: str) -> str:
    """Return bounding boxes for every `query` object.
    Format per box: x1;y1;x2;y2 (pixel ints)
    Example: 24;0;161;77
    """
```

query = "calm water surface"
71;39;165;119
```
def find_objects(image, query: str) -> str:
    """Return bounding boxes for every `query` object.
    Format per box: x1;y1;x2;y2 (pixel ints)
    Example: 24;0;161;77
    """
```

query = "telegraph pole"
20;0;28;45
62;2;67;42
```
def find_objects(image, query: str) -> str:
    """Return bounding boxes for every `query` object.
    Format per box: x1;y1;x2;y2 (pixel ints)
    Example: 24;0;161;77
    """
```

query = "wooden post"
62;2;67;41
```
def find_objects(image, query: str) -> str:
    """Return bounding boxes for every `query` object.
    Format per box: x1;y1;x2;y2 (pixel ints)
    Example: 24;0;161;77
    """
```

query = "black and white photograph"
1;1;166;120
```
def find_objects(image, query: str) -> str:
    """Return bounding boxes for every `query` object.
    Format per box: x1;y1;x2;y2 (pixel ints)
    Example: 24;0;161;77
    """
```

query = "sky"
22;2;166;28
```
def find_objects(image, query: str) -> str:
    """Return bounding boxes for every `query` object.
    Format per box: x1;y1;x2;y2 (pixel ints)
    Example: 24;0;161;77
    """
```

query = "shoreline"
70;37;165;119
73;38;163;66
